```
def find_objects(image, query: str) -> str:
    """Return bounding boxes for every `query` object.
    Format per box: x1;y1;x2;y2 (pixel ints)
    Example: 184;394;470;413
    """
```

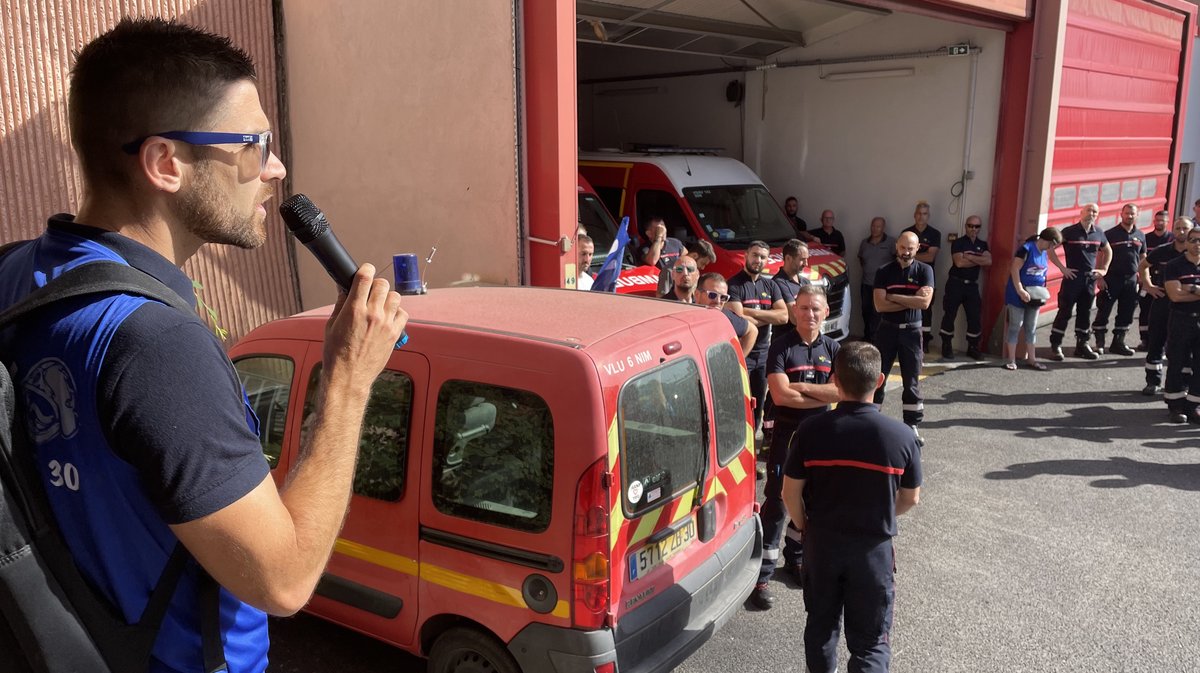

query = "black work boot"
1109;336;1134;356
1050;344;1065;361
966;342;984;360
1074;341;1099;360
942;341;955;360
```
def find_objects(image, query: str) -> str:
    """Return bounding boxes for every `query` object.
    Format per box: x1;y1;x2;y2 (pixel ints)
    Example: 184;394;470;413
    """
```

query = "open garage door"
577;0;1013;338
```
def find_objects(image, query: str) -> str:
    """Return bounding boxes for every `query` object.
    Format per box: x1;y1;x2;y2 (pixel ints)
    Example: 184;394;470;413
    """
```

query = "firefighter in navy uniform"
1162;228;1200;423
939;214;991;360
727;240;788;437
749;285;840;611
1048;203;1111;361
760;239;812;454
901;200;941;353
1091;204;1147;356
782;341;922;673
1138;209;1175;349
872;231;934;445
1139;217;1193;395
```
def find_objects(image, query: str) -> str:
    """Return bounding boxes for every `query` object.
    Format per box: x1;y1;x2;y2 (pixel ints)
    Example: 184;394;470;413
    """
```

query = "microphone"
279;193;407;348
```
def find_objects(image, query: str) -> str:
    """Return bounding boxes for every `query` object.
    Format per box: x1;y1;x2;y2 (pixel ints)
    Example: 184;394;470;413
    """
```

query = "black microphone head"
279;194;329;244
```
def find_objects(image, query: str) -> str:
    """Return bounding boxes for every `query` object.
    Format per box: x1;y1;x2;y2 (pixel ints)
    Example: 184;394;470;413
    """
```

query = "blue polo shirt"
727;269;784;367
1163;255;1200;316
1060;222;1106;274
873;260;935;326
0;216;271;673
1147;243;1186;287
784;402;922;537
1103;225;1146;281
902;224;941;261
766;331;838;424
948;236;988;282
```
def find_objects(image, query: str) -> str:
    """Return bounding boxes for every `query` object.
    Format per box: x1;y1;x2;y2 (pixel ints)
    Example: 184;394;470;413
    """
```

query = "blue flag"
591;216;631;293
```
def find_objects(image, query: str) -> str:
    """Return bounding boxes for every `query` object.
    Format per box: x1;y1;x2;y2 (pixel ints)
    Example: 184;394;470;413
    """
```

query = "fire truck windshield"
684;185;795;247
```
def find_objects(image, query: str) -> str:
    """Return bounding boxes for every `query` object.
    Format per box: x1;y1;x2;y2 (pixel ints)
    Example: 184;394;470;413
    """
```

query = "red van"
229;287;762;672
580;152;852;339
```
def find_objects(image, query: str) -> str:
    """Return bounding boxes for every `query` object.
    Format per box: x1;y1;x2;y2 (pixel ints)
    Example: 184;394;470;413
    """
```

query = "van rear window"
619;359;706;516
705;342;749;466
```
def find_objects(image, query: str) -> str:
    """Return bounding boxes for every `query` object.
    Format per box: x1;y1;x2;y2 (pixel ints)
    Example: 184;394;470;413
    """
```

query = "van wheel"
428;627;521;673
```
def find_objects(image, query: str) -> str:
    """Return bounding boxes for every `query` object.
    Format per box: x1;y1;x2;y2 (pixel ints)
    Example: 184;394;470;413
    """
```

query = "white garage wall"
579;12;1006;337
580;70;745;157
1179;36;1200;214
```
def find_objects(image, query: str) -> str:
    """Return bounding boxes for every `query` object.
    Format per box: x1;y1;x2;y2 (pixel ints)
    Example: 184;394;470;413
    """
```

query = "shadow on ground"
984;456;1200;491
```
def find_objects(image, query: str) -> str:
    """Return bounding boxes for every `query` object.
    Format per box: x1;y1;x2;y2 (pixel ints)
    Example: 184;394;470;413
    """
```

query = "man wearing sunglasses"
698;273;757;357
0;19;406;672
938;215;991;360
661;255;700;302
1161;229;1200;423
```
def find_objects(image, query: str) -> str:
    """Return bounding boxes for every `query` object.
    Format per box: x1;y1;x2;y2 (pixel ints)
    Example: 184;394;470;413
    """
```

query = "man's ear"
138;138;185;193
875;372;886;390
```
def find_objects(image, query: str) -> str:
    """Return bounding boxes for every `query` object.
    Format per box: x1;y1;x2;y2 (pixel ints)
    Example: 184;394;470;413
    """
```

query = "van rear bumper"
507;512;762;673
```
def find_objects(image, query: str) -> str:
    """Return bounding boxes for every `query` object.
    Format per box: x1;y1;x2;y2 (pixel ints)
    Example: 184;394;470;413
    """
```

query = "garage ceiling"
576;0;890;61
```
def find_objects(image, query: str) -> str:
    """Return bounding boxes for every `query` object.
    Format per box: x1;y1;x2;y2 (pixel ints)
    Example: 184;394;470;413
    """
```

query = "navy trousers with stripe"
872;321;924;426
802;526;895;673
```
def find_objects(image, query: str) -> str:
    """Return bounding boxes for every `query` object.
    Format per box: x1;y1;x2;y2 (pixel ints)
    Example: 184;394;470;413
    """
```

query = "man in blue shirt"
0;19;407;672
938;215;991;360
783;341;922;673
1091;204;1146;356
872;232;935;444
1048;204;1111;361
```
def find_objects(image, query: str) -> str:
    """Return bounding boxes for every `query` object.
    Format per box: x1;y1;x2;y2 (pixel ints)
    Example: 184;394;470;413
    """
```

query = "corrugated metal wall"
0;0;299;344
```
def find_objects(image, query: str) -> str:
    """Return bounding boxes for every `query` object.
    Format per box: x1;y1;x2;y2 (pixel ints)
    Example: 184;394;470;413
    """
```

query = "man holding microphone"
0;18;407;672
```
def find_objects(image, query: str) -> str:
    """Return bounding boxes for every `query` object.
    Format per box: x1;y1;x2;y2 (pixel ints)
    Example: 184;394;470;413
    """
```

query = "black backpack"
0;255;227;673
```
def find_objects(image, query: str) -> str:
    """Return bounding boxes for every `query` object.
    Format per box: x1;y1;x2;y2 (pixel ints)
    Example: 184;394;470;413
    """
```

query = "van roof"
579;152;764;194
256;286;717;349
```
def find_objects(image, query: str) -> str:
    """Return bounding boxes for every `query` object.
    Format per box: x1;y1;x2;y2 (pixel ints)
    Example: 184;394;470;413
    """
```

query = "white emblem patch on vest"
23;357;79;442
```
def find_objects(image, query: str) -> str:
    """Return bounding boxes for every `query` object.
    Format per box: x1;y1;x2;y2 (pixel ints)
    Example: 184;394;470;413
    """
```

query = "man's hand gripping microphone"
279;194;408;348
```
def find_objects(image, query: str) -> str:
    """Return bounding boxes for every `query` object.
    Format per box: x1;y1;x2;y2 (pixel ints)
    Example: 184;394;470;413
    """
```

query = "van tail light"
573;457;610;629
593;662;617;673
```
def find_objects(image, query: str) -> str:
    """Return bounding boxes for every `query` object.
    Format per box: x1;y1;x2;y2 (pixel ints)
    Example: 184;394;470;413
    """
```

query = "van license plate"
628;516;696;582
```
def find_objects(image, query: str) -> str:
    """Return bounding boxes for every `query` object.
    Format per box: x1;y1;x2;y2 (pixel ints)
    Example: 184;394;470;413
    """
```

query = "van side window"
637;189;693;246
431;381;554;532
301;366;413;501
619;359;706;516
233;356;295;469
705;342;749;466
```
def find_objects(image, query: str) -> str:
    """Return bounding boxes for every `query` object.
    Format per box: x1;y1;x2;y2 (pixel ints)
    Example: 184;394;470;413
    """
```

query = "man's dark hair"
833;341;881;398
1156;209;1170;218
747;240;770;254
1038;227;1063;244
642;216;665;232
698;272;726;288
692;239;715;261
785;196;798;205
782;238;808;258
577;233;593;245
69;17;257;189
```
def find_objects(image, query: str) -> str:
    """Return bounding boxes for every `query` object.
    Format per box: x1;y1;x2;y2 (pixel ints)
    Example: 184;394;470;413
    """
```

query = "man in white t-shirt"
577;234;595;291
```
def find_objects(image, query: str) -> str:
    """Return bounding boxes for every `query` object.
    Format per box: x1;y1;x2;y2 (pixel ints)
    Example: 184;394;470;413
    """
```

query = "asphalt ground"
268;346;1200;672
678;347;1200;673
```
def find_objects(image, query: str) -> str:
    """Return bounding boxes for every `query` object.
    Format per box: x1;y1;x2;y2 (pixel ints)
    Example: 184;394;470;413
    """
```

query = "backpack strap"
0;257;229;671
0;261;191;331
